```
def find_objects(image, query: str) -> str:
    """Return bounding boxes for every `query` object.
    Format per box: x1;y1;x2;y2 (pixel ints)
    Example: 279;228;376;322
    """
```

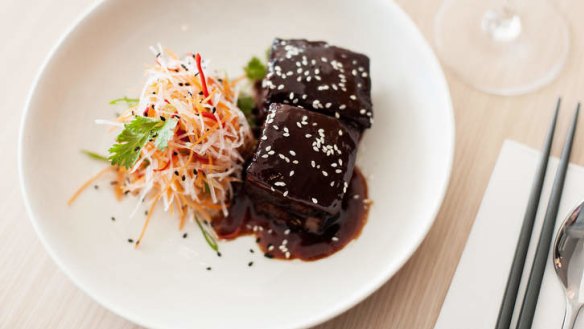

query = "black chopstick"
495;99;560;329
516;103;580;329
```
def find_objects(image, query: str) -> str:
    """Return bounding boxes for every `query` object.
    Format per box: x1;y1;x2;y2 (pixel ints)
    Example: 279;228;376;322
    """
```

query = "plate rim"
17;0;455;328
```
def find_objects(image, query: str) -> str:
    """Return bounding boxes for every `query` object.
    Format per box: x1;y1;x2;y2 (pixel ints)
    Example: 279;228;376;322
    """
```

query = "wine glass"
434;0;570;95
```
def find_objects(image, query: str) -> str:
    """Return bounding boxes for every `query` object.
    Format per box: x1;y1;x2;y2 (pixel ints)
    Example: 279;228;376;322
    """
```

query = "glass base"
434;0;570;96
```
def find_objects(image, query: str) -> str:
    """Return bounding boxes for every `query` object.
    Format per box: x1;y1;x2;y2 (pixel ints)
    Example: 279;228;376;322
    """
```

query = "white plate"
18;0;454;328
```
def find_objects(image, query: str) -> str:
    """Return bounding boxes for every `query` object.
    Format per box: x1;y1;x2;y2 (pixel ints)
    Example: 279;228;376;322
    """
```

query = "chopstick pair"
495;99;580;329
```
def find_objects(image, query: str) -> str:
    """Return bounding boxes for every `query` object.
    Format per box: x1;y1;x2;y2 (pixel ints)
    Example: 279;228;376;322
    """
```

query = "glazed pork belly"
262;38;373;130
246;103;359;232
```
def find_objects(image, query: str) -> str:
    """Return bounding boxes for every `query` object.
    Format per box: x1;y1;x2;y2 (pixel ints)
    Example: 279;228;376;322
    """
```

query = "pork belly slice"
262;38;373;129
246;103;359;232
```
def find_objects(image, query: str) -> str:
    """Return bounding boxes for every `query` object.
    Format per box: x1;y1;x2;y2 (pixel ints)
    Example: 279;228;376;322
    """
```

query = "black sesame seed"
128;238;134;243
94;185;99;190
173;151;178;156
181;64;188;71
256;237;261;243
206;267;212;271
124;191;130;195
178;82;184;86
249;249;254;253
144;210;148;216
174;170;179;176
182;233;188;239
248;261;254;267
111;216;116;221
264;253;274;259
217;252;222;257
160;116;166;121
198;91;204;95
193;169;198;175
181;175;186;181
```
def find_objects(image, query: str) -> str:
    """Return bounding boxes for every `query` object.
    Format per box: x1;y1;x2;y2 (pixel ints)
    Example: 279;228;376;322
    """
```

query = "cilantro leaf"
109;97;139;106
153;118;178;150
108;116;166;168
243;56;267;82
81;149;109;162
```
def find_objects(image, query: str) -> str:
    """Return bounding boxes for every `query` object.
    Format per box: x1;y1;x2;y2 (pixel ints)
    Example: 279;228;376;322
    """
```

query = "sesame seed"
360;109;366;114
277;84;285;90
268;245;274;251
289;170;295;176
311;160;315;167
339;104;346;110
274;181;286;187
284;229;290;235
322;171;328;176
332;237;339;242
312;198;318;204
350;95;357;100
289;92;294;100
206;267;212;271
248;261;254;267
289;150;296;156
283;190;289;197
335;169;343;174
338;130;343;136
335;112;340;119
285;252;291;259
282;239;288;245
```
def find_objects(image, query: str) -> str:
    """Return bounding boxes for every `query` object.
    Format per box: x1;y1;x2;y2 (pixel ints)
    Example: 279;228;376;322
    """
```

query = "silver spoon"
553;202;584;329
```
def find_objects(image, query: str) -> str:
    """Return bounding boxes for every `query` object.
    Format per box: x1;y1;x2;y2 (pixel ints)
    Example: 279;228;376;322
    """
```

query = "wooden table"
2;0;583;327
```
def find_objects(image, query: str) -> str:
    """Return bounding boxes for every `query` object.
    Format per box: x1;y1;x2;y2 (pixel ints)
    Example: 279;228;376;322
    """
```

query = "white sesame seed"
322;171;328;176
282;239;288;245
285;252;291;259
292;160;299;164
350;95;357;100
360;109;366;114
284;229;290;235
332;237;339;242
302;94;307;100
339;104;346;110
312;198;318;204
335;112;340;119
261;154;269;158
330;181;334;187
338;129;343;136
289;170;295;176
335;169;342;174
268;245;274;251
273;125;279;130
311;160;315;167
265;146;272;151
283;190;288;197
296;122;302;128
289;92;294;100
305;134;312;138
277;84;285;90
274;181;286;187
362;72;368;77
289;150;296;156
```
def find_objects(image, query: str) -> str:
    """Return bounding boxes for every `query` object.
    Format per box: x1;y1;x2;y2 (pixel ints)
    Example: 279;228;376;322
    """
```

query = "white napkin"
434;140;584;329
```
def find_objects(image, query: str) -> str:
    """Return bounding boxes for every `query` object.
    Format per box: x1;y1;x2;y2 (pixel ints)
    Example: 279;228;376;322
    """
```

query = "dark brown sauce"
212;168;369;261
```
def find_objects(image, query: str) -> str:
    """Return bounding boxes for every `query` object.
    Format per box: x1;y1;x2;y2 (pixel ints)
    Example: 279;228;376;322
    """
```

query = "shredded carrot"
67;167;112;205
135;195;161;248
